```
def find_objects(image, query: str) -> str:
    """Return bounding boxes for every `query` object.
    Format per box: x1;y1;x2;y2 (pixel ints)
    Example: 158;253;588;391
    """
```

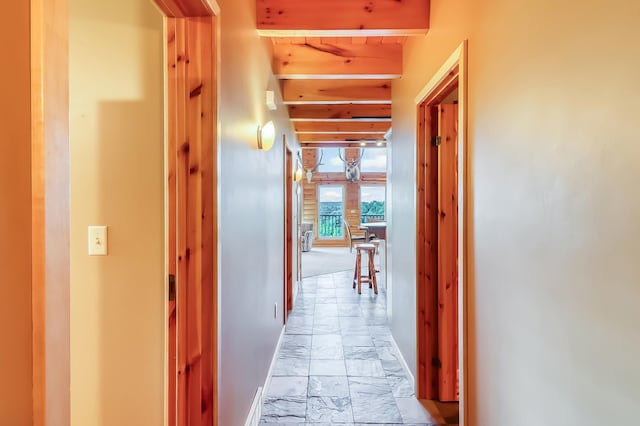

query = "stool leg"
369;251;378;294
352;251;359;289
357;251;362;294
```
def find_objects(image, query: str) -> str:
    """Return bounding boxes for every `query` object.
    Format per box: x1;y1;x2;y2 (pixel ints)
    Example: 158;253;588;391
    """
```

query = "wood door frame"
31;0;70;423
415;41;469;425
284;139;294;321
153;1;221;425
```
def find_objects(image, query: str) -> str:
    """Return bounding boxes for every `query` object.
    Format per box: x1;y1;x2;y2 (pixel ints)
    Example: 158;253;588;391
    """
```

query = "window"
360;185;385;223
316;147;344;173
318;186;344;238
360;148;387;173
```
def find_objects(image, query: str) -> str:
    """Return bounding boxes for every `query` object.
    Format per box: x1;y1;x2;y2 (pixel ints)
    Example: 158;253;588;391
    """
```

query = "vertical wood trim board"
415;104;439;400
437;104;459;401
31;0;70;423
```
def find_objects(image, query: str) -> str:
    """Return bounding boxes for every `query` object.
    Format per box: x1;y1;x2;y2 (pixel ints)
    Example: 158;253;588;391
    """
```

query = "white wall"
390;0;640;424
69;1;165;424
217;0;299;424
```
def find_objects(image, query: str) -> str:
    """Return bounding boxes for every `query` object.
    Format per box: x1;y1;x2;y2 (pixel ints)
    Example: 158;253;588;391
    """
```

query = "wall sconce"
257;121;276;151
295;166;303;182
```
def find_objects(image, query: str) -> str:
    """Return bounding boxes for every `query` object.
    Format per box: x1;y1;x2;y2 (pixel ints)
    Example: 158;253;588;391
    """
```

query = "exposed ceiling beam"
272;42;402;78
294;121;390;133
300;142;387;148
298;134;385;142
257;0;430;37
288;104;392;120
282;80;391;104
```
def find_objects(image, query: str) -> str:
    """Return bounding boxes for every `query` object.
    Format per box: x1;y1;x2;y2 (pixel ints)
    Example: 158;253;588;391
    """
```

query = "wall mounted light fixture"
257;121;276;151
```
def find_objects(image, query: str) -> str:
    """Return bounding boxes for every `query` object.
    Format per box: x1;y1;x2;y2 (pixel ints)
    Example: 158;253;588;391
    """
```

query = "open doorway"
415;42;468;425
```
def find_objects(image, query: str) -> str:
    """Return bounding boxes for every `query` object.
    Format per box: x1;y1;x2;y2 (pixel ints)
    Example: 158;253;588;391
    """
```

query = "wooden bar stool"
352;243;378;295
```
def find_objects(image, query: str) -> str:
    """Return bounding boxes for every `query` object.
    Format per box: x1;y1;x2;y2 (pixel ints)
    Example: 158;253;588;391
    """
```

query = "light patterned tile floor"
260;270;458;425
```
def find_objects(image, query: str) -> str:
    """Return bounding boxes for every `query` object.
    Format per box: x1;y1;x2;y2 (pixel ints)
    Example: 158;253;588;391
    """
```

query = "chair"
343;219;367;253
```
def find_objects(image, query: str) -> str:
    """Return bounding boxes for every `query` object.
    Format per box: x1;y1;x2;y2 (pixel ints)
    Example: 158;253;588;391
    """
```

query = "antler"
338;148;347;164
339;148;364;164
309;149;324;172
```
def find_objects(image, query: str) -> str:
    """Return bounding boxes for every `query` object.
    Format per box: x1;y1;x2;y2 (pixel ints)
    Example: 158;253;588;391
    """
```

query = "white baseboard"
244;326;285;426
390;334;415;391
264;326;286;393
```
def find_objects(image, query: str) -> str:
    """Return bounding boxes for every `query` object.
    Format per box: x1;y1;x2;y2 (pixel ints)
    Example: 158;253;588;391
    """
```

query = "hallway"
260;270;457;425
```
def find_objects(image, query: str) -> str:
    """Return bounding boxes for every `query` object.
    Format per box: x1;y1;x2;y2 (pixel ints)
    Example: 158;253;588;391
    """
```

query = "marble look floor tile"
313;324;342;335
261;396;307;423
280;336;312;359
375;347;399;361
306;396;354;423
309;359;346;376
312;334;343;347
308;375;350;397
314;316;340;326
315;304;339;316
351;394;402;424
314;297;337;304
337;304;361;316
348;376;394;398
386;376;415;397
310;346;344;360
381;359;406;376
343;346;378;360
266;376;308;398
263;272;457;426
272;358;310;376
336;296;362;304
372;335;393;347
285;323;314;335
395;398;437;424
342;335;374;347
340;325;371;336
346;359;386;377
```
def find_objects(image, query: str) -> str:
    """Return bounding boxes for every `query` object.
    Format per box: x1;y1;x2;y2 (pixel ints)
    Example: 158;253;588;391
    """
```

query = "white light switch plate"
88;226;108;256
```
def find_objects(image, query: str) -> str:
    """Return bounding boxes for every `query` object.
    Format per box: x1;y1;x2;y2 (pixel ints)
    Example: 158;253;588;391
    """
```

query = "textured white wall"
390;0;640;424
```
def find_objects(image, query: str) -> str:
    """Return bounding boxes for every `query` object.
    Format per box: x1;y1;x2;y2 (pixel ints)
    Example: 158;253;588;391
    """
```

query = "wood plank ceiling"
257;0;431;148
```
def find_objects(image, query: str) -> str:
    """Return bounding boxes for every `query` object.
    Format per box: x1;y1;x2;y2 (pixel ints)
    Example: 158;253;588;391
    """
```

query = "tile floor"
260;269;457;425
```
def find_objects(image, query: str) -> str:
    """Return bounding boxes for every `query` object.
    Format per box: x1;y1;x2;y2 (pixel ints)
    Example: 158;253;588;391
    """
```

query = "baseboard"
244;386;263;426
243;326;285;426
390;334;415;391
264;326;286;393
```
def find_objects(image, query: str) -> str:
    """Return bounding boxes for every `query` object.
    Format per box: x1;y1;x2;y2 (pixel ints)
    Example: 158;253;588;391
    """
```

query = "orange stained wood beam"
282;79;391;104
294;121;390;133
288;104;392;120
153;0;219;17
273;42;402;78
297;133;385;142
257;0;430;36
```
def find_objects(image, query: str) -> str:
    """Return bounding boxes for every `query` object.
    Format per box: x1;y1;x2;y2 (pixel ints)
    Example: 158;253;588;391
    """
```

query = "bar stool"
352;243;378;295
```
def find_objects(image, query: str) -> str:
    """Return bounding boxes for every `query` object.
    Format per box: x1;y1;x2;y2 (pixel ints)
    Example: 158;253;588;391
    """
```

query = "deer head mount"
338;149;364;183
297;149;324;184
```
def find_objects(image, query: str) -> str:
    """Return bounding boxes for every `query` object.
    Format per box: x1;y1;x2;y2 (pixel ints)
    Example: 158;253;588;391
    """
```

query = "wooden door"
437;104;459;401
162;11;218;426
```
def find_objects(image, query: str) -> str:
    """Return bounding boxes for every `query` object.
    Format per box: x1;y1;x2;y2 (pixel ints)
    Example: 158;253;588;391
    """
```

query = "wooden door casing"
437;104;459;401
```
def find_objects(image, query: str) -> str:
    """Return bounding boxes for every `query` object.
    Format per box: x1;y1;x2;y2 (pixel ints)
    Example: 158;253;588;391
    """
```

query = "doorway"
415;42;468;424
